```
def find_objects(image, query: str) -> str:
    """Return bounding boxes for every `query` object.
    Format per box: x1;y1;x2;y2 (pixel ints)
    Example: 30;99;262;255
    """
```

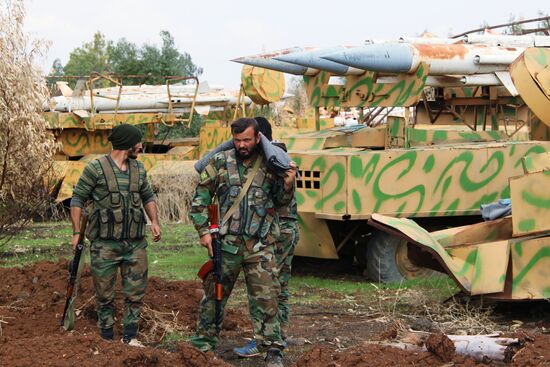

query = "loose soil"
1;261;549;366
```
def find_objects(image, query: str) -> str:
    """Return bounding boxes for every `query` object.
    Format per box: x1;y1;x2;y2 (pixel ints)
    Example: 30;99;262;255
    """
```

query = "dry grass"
0;0;59;244
150;168;198;224
368;280;499;335
139;303;190;344
423;299;499;335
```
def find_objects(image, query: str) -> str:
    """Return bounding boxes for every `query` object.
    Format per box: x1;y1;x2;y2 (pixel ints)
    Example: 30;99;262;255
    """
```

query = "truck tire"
366;229;405;283
366;229;432;283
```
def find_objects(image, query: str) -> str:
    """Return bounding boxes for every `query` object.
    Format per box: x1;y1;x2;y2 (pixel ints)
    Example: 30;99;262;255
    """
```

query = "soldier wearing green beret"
70;124;161;345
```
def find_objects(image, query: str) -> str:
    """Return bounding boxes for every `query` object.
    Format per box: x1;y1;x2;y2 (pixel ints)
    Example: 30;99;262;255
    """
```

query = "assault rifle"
208;204;223;333
198;205;223;332
61;212;88;330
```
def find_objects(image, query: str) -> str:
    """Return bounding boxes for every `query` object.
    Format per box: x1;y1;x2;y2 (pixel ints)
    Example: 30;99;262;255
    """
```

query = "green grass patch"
0;222;208;279
1;222;460;306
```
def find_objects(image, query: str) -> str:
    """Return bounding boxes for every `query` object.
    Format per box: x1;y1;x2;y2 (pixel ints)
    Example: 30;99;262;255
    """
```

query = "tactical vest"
85;156;146;241
218;150;276;239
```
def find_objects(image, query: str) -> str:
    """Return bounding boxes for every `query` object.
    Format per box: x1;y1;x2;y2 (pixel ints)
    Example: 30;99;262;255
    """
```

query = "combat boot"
122;324;143;347
100;328;113;341
265;348;284;367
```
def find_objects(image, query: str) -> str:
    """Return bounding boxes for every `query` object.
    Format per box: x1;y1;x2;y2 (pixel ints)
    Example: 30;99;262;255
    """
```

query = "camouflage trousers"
90;239;148;333
191;235;282;352
249;220;299;339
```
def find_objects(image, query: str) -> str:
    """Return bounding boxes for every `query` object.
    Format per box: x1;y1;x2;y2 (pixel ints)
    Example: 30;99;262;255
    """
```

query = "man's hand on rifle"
200;232;213;257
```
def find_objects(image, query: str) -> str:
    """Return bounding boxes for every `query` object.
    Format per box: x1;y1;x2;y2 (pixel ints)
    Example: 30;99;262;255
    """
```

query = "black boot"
100;328;113;341
122;325;137;344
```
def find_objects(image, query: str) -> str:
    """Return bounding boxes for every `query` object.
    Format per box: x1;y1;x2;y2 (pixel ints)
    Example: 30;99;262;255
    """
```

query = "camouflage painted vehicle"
369;151;550;300
232;18;550;285
45;73;266;203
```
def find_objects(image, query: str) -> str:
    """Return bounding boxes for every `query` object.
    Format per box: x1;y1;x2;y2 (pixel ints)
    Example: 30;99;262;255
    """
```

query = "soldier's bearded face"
233;126;260;160
128;143;143;159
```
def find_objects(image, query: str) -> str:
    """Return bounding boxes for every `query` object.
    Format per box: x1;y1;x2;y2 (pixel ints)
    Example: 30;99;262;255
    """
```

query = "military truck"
232;17;550;283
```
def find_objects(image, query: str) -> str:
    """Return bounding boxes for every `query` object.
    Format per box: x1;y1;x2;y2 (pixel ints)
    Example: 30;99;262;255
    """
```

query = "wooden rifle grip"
208;204;219;227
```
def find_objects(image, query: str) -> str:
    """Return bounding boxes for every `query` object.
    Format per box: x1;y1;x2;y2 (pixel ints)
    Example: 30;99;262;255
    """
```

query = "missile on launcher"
322;43;524;75
274;46;365;75
462;34;550;48
231;47;319;75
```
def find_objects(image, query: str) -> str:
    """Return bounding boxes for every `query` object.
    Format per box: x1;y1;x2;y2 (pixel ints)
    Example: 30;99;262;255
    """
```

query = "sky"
23;0;549;90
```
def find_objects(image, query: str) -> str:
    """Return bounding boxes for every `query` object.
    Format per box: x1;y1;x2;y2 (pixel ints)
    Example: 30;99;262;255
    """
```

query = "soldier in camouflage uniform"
234;117;300;358
70;124;161;345
189;118;296;366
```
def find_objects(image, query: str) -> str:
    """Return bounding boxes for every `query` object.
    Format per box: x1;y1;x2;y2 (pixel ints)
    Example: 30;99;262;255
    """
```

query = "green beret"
108;124;143;150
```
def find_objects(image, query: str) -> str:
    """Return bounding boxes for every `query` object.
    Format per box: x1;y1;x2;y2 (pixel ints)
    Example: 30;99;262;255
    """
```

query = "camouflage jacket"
189;149;294;242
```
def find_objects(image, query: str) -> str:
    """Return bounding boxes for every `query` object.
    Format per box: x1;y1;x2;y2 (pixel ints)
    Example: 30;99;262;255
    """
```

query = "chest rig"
217;150;276;239
85;156;146;241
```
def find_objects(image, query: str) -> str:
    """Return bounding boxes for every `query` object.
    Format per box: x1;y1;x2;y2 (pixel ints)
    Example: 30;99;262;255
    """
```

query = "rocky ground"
0;261;549;366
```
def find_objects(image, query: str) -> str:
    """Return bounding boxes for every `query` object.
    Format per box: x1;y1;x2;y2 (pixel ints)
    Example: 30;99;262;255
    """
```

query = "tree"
62;32;112;76
0;0;58;245
53;30;202;84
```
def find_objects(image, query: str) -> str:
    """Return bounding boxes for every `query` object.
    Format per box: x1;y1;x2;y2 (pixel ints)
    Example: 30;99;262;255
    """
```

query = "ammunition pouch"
219;150;275;239
85;156;145;242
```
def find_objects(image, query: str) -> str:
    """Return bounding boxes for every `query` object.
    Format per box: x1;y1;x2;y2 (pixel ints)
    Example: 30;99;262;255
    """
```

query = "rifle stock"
208;204;223;333
60;212;88;327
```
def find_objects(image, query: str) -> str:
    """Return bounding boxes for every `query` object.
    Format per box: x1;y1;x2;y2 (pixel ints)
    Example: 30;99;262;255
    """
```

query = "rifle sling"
221;155;262;226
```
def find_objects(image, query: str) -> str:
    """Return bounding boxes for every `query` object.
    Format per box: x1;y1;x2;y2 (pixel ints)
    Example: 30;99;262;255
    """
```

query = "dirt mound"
290;344;482;367
292;332;550;367
2;261;550;367
0;261;236;366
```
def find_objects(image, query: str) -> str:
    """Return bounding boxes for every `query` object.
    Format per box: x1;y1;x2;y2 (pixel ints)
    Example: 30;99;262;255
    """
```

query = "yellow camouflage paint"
510;170;550;236
289;137;550;220
54;152;197;202
510;48;550;127
302;64;429;109
241;65;285;104
370;213;550;300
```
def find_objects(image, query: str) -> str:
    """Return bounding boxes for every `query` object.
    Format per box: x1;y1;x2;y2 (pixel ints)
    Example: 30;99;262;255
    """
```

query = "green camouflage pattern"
44;111;167;130
241;65;286;104
188;150;291;239
284;138;550;259
288;141;550;220
247;219;299;340
303;64;429;109
510;170;550;236
191;235;283;352
522;151;550;173
510;47;550;128
274;220;299;334
189;148;292;351
54;151;198;203
90;239;148;330
370;210;550;300
368;153;550;300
